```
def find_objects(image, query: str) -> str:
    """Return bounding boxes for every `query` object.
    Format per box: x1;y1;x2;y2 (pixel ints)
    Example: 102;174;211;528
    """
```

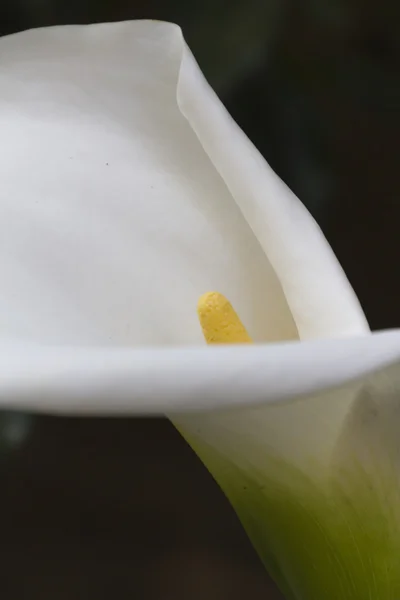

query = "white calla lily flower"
1;19;400;599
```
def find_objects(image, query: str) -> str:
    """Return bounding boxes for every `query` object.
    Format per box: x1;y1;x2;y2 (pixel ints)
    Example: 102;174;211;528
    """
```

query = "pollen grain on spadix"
197;292;252;345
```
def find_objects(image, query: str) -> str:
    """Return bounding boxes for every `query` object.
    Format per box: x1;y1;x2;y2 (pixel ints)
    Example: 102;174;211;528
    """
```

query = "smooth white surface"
0;21;297;347
0;20;367;351
0;330;399;415
0;20;391;438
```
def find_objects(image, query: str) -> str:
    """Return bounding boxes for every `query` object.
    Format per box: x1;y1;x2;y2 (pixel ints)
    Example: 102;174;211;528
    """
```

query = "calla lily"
1;19;400;599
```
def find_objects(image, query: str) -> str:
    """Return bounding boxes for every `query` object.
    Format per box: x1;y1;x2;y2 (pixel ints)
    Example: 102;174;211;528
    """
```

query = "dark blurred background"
1;1;400;598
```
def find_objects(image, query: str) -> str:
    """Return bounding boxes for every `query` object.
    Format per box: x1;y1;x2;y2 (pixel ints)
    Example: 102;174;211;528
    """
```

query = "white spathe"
0;21;400;502
0;20;367;349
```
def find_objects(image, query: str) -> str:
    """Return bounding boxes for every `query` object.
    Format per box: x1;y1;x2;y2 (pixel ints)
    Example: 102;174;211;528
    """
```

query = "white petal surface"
0;331;399;416
0;20;379;425
177;44;368;339
0;21;298;347
0;20;368;350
